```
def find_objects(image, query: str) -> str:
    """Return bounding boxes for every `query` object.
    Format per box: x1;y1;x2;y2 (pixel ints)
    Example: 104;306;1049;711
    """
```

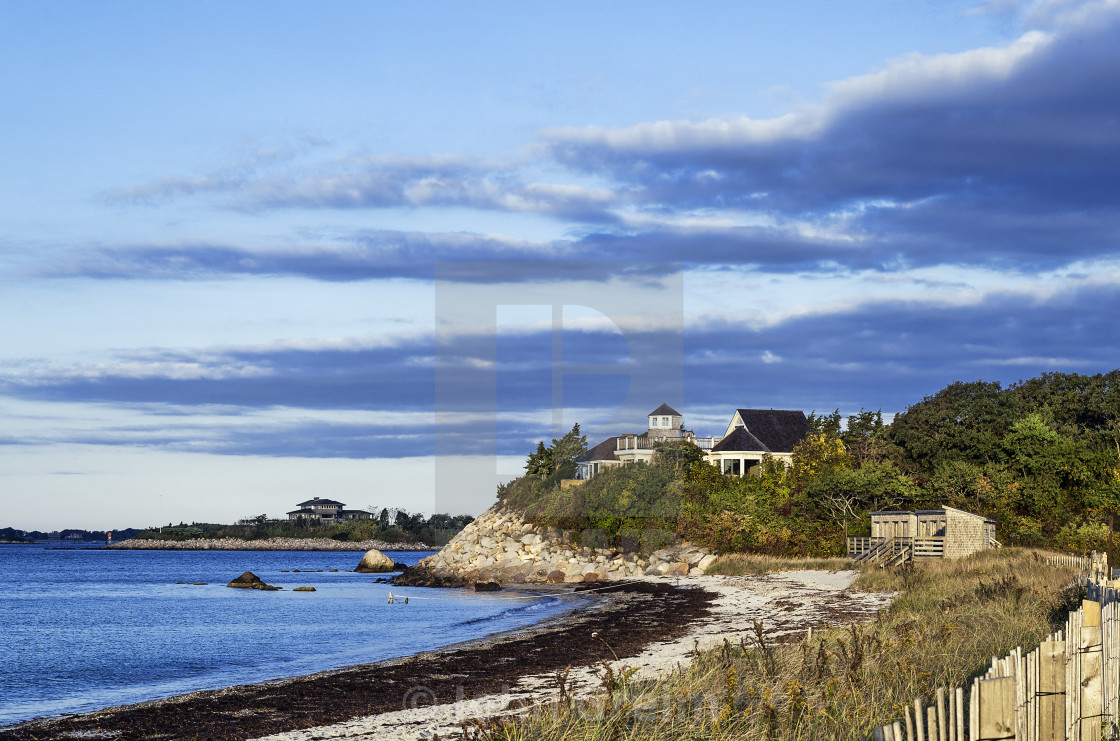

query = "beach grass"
467;548;1081;741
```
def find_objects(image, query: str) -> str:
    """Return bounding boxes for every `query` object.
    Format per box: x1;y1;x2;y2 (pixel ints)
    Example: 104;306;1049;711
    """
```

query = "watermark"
434;262;684;516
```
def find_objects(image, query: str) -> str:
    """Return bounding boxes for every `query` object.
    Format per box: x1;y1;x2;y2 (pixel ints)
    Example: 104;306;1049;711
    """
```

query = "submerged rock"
355;549;396;573
226;571;282;590
293;586;316;592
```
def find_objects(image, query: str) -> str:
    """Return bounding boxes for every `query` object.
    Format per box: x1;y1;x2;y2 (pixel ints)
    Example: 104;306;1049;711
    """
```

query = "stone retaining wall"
410;503;714;584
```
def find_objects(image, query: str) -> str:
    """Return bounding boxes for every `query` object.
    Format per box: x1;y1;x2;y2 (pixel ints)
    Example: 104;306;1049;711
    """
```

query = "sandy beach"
251;570;893;741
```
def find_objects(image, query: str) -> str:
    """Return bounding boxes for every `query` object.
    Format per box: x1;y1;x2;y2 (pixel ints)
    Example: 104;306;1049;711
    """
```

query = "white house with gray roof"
575;404;811;480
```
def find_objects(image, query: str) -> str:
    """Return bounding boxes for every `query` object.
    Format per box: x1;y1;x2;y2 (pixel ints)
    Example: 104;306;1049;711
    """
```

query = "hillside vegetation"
501;371;1120;557
134;510;473;547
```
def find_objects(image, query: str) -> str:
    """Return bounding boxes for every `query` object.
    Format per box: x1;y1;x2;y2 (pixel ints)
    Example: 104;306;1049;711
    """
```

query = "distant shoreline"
105;537;435;552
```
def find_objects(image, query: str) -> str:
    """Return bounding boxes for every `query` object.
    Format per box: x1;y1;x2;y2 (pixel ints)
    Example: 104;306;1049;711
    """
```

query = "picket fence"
871;553;1115;741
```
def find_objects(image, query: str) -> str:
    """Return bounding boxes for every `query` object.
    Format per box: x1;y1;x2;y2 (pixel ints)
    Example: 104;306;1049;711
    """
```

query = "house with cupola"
575;403;810;480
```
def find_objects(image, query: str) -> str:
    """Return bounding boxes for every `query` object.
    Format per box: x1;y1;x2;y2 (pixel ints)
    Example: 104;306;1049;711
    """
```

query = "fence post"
937;686;947;741
1080;600;1103;741
1037;639;1065;741
978;676;1016;740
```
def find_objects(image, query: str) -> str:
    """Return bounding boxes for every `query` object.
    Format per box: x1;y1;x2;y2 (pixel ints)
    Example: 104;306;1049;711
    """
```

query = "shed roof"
649;403;682;417
711;426;771;453
733;409;810;453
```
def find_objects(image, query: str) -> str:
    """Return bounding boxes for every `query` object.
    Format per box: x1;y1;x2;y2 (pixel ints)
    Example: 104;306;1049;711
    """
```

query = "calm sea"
0;544;575;726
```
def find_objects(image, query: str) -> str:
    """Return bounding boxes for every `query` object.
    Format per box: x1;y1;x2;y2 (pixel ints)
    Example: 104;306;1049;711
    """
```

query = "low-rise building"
848;506;999;564
286;497;372;523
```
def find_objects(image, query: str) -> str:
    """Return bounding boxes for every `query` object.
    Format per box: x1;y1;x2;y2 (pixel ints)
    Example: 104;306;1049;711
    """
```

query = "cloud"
3;279;1119;456
88;5;1120;283
537;7;1120;269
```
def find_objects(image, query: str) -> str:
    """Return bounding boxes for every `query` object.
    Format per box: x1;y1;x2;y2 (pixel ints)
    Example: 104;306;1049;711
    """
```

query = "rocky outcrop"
107;537;431;551
354;549;396;573
396;504;713;586
293;586;316;592
225;571;282;590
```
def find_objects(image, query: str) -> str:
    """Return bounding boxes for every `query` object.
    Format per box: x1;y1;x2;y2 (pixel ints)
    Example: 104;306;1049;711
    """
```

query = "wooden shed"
849;506;998;565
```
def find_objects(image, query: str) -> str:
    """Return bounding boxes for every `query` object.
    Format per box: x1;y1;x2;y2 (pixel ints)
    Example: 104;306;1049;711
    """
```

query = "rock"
226;571;282;590
583;572;600;583
689;568;705;576
355;549;396;573
546;570;566;583
683;550;706;566
474;581;502;591
697;554;718;572
665;562;689;576
293;586;316;592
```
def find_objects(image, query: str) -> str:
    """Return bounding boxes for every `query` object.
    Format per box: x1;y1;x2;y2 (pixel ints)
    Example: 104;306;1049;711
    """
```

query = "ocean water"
0;544;575;726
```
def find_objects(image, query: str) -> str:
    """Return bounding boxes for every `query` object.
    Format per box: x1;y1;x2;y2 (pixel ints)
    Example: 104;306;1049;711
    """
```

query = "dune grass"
465;548;1082;741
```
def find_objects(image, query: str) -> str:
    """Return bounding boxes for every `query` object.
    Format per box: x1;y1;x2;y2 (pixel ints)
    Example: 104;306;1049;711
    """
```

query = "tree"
842;408;889;467
549;423;588;472
807;409;842;437
653;440;706;471
525;441;553;478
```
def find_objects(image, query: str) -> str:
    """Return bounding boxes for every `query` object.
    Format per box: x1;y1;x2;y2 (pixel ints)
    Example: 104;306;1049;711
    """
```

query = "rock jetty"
106;537;432;551
398;504;714;586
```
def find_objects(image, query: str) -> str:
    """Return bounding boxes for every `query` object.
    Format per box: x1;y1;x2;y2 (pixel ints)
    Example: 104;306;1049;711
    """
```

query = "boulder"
226;571;282;590
583;572;600;583
355;549;396;573
474;581;502;592
546;570;566;583
697;554;718;572
293;586;316;592
664;562;690;577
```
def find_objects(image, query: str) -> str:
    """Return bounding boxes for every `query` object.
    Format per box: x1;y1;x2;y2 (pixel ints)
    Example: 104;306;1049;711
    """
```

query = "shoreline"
0;580;712;741
252;570;894;741
104;537;435;551
0;570;894;741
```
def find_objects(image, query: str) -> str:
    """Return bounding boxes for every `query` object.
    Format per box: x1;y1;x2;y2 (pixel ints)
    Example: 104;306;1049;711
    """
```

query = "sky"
2;0;1119;529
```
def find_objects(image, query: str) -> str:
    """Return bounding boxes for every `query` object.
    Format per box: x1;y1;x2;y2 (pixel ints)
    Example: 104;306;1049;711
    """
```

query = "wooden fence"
871;555;1116;741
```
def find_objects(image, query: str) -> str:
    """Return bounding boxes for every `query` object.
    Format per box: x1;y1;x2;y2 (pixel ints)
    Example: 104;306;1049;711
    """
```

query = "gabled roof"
578;437;623;463
711;426;771;453
297;498;346;507
732;409;810;453
648;403;681;417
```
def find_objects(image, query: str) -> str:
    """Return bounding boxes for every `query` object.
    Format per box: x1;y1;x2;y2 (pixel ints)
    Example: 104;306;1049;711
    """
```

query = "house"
576;404;698;480
286;497;372;523
848;506;999;565
575;404;811;480
705;408;811;477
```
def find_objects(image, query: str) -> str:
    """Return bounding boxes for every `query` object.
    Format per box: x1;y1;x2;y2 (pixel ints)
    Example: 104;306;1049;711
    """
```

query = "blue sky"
3;0;1119;529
